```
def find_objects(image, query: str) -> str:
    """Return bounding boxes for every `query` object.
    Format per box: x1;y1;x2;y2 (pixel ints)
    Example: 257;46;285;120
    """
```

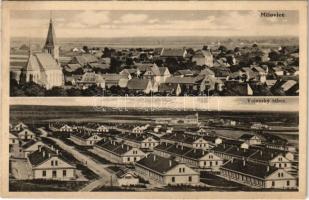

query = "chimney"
266;165;270;172
169;160;172;167
260;150;263;156
48;153;50;158
42;150;45;157
122;144;124;149
243;159;246;167
153;155;156;161
231;158;233;163
56;149;59;155
202;150;205;155
181;145;183;150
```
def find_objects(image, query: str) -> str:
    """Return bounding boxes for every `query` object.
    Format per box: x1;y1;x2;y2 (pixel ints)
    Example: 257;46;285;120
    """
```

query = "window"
179;168;182;173
272;181;275;187
278;173;281;177
127;157;130;161
188;176;192;182
52;170;57;178
210;162;212;167
42;170;46;177
172;177;175;182
134;157;137;162
287;180;290;186
51;161;54;166
285;163;287;167
279;163;281;168
183;168;185;173
215;161;218;165
63;170;67;177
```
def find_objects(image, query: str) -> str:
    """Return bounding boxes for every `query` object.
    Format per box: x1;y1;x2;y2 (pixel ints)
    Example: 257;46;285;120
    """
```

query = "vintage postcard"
1;0;307;199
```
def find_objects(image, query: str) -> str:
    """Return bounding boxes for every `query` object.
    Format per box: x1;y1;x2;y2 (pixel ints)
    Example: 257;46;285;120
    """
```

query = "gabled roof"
80;72;104;83
35;53;61;70
161;48;186;57
64;64;82;72
102;74;128;81
239;134;256;140
200;68;215;76
28;146;56;166
136;154;179;174
221;159;277;179
95;140;136;156
26;54;40;71
158;83;180;93
21;139;38;149
127;79;150;90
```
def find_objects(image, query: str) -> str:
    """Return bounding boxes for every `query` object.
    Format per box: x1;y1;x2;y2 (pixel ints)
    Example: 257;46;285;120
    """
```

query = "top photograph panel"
10;10;299;97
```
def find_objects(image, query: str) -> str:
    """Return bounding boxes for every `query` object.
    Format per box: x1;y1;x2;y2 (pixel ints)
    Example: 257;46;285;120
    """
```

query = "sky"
10;10;299;38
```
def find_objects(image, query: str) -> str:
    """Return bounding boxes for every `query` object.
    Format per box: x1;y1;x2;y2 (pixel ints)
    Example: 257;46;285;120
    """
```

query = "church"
21;18;64;89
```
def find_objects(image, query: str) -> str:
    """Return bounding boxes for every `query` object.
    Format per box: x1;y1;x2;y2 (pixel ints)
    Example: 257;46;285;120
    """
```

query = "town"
9;109;299;191
10;17;299;96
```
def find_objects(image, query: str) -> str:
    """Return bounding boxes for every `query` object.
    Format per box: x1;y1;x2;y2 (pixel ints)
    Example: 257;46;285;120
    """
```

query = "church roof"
26;54;41;71
44;19;57;49
35;53;61;70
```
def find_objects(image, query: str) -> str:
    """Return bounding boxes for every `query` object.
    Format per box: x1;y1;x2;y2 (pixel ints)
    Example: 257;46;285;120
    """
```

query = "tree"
218;45;227;53
22;82;46;96
110;57;122;73
82;85;103;96
67;87;82;96
46;87;67;96
82;46;89;53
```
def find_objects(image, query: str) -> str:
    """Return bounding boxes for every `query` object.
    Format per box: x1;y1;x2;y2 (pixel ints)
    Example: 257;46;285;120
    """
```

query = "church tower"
43;17;59;62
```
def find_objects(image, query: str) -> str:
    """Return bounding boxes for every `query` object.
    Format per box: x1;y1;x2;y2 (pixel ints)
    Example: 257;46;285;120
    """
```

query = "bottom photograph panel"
9;103;299;192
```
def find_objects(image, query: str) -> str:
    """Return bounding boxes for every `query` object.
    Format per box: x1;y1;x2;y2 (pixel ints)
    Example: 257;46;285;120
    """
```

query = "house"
9;133;22;158
97;125;109;133
93;139;146;164
59;124;74;133
154;143;223;171
247;150;293;171
199;68;215;78
13;122;28;132
224;81;253;96
70;132;102;146
160;132;212;150
143;64;171;84
220;159;297;189
158;83;182;96
127;79;153;94
70;54;98;66
27;146;76;180
165;77;204;92
102;74;130;88
120;68;141;78
135;154;199;185
239;134;263;145
22;140;46;157
77;72;105;89
132;126;144;134
116;133;159;149
174;69;194;77
17;128;36;140
114;168;139;186
160;48;187;59
199;75;224;93
192;50;213;67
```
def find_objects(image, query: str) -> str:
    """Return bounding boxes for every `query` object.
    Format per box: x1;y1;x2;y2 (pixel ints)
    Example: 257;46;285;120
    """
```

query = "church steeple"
43;13;59;61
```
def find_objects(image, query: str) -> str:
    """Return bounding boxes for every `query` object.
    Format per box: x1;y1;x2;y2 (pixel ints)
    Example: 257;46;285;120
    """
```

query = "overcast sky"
10;10;299;38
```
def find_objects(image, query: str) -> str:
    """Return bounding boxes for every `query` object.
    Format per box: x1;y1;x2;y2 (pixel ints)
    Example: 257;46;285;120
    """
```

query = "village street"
37;128;116;191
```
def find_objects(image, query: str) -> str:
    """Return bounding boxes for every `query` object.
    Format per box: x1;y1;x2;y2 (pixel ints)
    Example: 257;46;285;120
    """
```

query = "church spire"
43;12;59;61
44;13;57;50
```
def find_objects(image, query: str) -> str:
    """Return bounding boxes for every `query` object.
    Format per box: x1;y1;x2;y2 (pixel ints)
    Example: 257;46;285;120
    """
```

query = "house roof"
80;72;104;83
64;64;82;72
161;48;186;57
21;139;38;149
165;77;197;84
95;140;134;156
221;159;277;179
158;83;180;93
26;54;40;71
102;74;128;81
239;134;255;140
89;63;110;69
280;80;297;92
28;146;57;166
73;54;98;65
127;79;150;90
136;154;179;174
175;69;193;76
200;68;215;76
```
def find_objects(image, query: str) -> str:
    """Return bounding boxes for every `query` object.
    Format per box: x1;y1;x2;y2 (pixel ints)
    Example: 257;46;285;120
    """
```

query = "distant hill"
11;35;299;49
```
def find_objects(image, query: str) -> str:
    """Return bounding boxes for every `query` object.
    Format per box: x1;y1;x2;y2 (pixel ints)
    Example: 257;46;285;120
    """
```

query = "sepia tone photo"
8;99;299;192
1;1;307;199
9;9;300;97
